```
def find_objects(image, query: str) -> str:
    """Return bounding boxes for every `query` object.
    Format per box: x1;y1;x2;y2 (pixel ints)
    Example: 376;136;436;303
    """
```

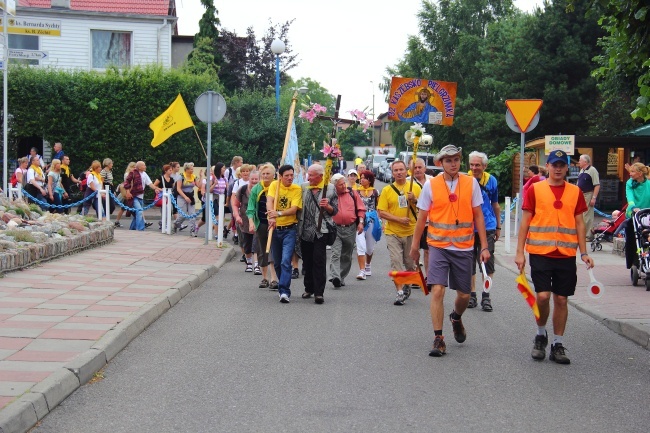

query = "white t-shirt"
86;173;102;191
417;175;483;251
231;179;249;195
26;167;44;188
136;171;153;199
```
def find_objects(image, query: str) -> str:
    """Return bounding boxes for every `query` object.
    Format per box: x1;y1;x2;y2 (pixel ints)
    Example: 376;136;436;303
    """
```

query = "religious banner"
387;77;457;126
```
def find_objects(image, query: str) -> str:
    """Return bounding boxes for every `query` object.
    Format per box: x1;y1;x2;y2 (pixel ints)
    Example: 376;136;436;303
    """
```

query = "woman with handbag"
153;164;176;230
25;155;48;209
356;170;381;279
82;160;104;217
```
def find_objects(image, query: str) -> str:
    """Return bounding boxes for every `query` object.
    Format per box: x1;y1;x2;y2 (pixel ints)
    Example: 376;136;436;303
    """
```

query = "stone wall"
0;224;114;273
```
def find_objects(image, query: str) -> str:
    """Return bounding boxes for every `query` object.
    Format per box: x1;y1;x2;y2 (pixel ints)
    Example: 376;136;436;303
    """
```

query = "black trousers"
625;217;638;269
301;235;328;297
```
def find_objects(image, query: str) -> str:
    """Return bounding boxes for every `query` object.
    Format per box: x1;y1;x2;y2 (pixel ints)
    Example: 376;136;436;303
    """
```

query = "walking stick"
266;91;300;253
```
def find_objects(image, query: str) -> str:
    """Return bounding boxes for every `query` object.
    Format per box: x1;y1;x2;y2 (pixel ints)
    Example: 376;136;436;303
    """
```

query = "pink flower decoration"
312;103;327;113
299;109;317;123
349;109;367;121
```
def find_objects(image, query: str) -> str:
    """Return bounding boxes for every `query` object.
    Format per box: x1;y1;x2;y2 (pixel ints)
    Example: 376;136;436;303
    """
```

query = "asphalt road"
31;231;650;433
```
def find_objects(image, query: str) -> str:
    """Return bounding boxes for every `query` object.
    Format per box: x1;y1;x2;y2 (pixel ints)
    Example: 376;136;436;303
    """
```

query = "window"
9;34;39;66
91;30;131;69
383;122;390;131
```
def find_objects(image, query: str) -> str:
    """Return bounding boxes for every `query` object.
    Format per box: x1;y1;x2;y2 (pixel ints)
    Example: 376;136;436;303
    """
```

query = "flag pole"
192;126;208;160
266;91;299;253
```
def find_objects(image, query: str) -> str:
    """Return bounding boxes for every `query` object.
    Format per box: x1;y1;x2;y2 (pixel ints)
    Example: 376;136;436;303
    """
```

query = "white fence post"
207;191;213;242
162;188;172;234
217;193;225;245
504;196;511;254
514;192;520;238
104;188;111;222
96;189;105;221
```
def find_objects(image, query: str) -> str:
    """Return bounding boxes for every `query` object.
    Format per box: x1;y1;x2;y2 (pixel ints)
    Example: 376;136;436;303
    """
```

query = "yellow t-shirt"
267;180;303;226
377;181;421;237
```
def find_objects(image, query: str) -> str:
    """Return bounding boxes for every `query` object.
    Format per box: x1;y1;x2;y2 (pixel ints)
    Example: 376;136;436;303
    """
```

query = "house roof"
18;0;171;16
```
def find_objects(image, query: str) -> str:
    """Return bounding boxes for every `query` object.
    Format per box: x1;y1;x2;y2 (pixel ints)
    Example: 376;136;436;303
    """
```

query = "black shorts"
419;229;428;250
529;254;577;297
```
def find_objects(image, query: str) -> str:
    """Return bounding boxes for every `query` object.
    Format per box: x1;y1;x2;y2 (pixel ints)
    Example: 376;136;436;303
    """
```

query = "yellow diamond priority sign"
505;99;543;133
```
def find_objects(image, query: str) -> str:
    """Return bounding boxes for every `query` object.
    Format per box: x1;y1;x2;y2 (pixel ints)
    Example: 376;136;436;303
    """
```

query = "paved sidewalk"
0;230;234;433
495;233;650;350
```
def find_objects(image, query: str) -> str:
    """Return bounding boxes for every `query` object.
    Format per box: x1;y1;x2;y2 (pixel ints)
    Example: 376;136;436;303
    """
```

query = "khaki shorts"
386;234;415;272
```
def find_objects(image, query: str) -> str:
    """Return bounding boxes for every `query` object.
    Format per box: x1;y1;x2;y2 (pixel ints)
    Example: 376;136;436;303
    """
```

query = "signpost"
505;99;543;234
0;17;62;36
194;91;227;245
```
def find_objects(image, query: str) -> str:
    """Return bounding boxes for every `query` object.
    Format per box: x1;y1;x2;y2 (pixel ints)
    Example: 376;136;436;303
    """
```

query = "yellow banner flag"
149;94;194;148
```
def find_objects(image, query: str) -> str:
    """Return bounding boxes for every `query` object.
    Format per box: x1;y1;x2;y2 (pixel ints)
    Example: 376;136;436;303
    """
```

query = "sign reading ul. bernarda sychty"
388;77;457;126
0;17;61;36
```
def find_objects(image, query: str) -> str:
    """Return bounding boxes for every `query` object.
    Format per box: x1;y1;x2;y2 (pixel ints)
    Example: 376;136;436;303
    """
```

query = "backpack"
79;171;89;192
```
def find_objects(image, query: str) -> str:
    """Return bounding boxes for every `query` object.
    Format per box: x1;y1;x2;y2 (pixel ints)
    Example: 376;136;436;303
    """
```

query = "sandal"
258;279;269;288
269;280;279;291
245;264;253;272
253;265;262;275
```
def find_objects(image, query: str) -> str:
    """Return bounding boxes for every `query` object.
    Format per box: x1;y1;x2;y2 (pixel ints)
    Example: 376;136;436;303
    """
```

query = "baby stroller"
591;204;627;251
630;208;650;290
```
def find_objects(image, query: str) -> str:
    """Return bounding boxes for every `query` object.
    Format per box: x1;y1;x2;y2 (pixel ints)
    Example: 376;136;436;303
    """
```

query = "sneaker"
481;297;493;312
429;335;447;357
467;296;478;309
233;235;239;245
240;254;246;263
531;333;548;360
223;228;229;239
279;293;290;303
253;265;262;275
179;224;188;231
403;285;411;300
190;228;198;238
291;268;299;279
245;264;253;272
144;222;153;228
394;291;406;306
549;343;570;364
331;277;341;288
114;221;122;228
269;281;279;291
259;279;269;288
364;264;372;276
356;270;366;280
449;312;466;343
326;245;331;250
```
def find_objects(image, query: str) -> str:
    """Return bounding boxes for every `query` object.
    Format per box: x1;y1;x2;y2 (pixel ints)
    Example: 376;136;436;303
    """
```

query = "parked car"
369;154;394;176
398;151;437;171
377;157;396;182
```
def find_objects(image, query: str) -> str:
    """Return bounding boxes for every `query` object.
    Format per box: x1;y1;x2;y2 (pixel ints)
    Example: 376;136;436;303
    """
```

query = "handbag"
309;189;337;245
154;190;163;208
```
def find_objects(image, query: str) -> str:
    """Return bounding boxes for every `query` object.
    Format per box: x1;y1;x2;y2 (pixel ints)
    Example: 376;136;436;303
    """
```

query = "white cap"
347;169;359;176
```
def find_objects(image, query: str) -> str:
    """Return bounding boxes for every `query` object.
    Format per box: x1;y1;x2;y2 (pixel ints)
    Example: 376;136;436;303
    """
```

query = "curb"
0;246;235;433
493;253;650;352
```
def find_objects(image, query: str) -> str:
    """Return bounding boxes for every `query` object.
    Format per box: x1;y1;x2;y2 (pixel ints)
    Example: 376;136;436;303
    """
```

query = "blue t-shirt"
477;174;498;230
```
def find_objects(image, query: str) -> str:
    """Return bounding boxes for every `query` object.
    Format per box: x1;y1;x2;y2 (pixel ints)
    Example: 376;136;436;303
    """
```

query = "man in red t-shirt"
515;150;595;365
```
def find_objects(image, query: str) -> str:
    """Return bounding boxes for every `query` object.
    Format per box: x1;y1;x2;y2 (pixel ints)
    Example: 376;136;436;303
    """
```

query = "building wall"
3;9;173;70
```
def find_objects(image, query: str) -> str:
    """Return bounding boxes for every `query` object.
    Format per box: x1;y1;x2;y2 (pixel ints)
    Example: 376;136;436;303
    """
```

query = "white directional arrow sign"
8;49;49;60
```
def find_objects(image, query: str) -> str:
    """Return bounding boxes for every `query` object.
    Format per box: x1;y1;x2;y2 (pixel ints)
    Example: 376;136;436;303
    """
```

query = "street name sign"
0;17;61;36
8;48;48;60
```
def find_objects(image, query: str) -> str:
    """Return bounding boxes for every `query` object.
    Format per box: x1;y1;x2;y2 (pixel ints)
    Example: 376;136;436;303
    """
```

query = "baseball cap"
347;169;359;176
435;144;462;162
546;150;569;165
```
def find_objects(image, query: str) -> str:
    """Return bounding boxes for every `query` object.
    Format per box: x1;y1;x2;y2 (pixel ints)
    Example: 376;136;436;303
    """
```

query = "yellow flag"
149;94;194;147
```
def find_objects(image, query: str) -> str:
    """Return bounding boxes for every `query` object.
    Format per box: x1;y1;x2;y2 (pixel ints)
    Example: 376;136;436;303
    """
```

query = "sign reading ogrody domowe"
387;77;457;126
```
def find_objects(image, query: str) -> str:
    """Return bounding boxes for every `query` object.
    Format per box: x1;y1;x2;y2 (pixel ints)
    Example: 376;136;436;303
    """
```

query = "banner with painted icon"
387;77;457;126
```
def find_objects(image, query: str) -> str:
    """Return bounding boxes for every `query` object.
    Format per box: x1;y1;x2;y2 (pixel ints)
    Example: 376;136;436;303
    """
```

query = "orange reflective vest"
427;174;475;249
525;181;579;256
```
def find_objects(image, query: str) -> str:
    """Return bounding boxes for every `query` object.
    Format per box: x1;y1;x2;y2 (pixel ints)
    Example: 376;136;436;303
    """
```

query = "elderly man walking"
577;154;600;241
123;161;161;231
329;173;365;288
299;164;338;304
467;151;501;312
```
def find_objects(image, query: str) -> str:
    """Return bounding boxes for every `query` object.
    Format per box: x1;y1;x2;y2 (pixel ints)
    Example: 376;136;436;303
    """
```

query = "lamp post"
270;39;285;117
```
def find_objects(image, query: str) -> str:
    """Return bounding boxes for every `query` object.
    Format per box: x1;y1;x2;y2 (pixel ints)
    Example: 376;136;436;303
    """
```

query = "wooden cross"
315;95;342;229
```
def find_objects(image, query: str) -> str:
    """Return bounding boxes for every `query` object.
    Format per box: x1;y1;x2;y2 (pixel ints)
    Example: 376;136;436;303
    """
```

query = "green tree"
183;36;219;79
569;0;650;120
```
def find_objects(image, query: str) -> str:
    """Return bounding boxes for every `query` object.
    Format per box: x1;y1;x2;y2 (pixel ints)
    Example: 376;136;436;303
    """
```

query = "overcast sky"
175;0;544;120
